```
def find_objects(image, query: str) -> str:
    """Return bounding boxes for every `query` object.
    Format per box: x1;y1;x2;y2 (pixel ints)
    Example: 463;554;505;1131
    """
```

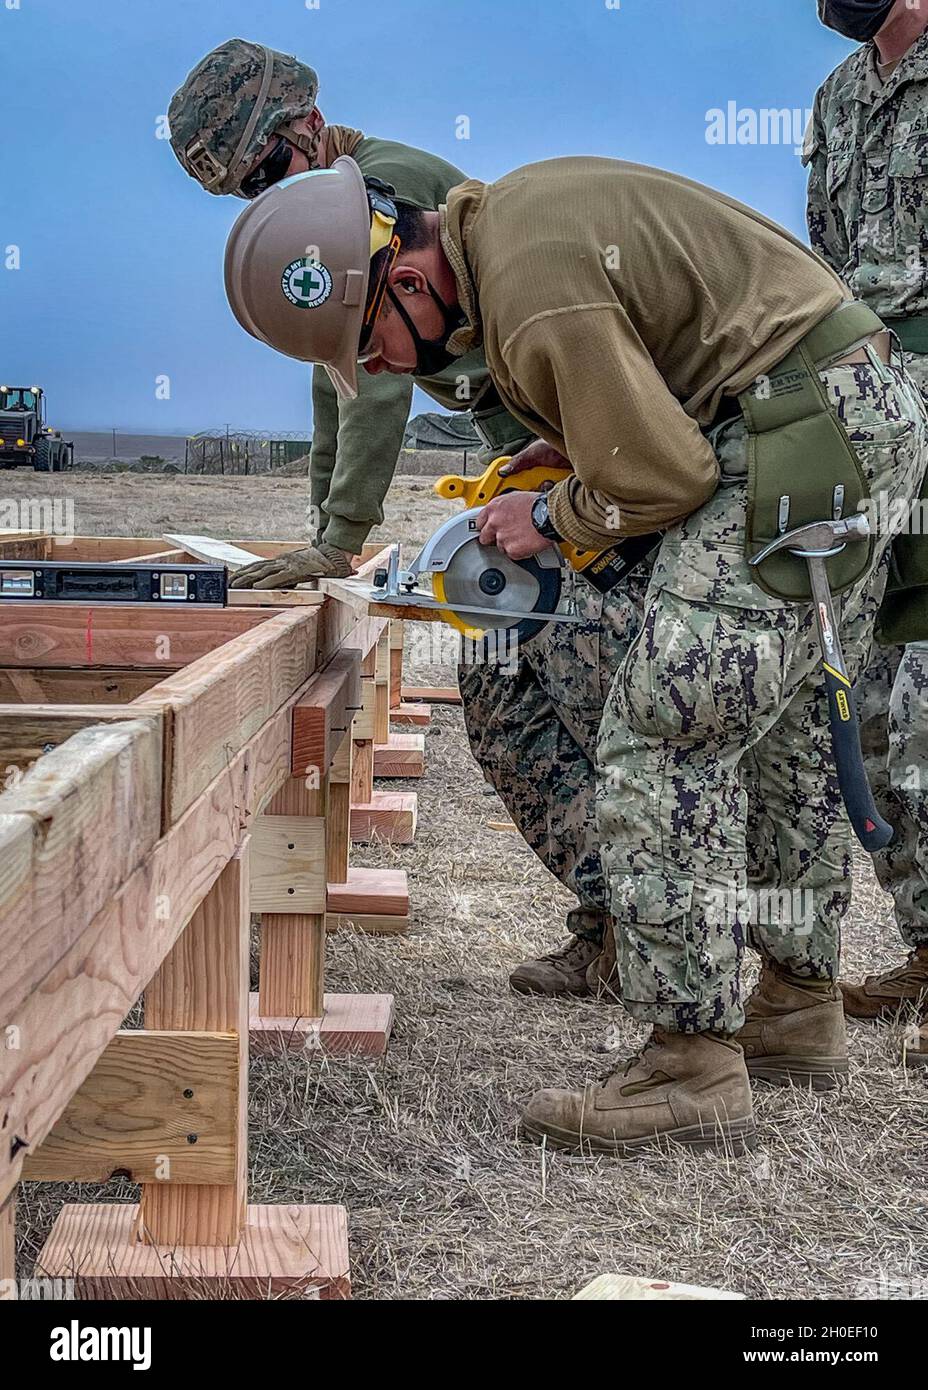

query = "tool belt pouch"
738;306;880;603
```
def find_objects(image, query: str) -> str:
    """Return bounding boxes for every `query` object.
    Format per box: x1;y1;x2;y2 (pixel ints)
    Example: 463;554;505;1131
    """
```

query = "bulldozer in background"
0;385;73;471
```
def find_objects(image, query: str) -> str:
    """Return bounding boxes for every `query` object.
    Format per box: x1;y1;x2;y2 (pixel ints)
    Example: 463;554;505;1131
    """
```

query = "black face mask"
386;281;465;378
817;0;897;41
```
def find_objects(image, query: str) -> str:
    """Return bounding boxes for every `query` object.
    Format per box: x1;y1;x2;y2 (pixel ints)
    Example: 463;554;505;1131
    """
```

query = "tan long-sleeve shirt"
440;157;847;549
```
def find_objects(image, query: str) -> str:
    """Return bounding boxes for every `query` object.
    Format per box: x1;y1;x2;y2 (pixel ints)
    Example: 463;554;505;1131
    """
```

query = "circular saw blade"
432;535;562;643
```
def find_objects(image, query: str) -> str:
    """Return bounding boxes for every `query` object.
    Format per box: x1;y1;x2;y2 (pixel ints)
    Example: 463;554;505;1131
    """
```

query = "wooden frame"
0;531;427;1300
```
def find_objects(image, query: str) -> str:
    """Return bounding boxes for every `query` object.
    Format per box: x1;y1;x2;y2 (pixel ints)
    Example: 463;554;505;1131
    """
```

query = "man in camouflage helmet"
168;37;632;998
224;153;927;1153
807;1;928;1056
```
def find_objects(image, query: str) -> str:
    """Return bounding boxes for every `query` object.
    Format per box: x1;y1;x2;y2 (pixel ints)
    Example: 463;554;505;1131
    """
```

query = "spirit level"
0;562;228;605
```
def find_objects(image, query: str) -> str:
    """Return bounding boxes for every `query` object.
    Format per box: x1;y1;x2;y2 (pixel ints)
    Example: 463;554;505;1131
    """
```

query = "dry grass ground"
8;471;928;1301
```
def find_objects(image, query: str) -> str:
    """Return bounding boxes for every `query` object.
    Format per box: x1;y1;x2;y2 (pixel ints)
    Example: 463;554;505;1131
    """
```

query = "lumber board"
0;718;162;1029
374;732;425;778
290;648;362;778
250;814;326;914
49;536;194;562
138;847;250;1247
391;701;432;727
22;1030;239;1185
0;603;273;668
0;704;142;770
0;666;167;704
351;675;377;740
111;548;192;565
573;1274;745;1301
0;680;301;1205
249;992;394;1058
401;684;462;705
258;779;327;1017
229;588;324;608
351;792;418;844
327;912;410;936
162;534;264;570
0;535;52;560
37;1202;350;1299
327;868;409;918
131;607;318;826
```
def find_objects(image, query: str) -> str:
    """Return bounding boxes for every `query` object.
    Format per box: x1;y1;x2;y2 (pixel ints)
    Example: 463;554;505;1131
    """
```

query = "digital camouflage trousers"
599;350;926;1032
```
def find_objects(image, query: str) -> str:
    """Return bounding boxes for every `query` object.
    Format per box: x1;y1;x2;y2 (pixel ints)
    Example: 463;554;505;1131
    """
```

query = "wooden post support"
388;620;404;709
251;771;395;1057
36;844;351;1297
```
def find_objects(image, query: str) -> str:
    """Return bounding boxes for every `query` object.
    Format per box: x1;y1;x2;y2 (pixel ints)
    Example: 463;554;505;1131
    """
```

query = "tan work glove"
230;542;354;590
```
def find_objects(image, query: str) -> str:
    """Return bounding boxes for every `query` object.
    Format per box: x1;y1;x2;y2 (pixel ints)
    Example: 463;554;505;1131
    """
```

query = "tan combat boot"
737;960;848;1091
840;947;928;1021
509;912;617;998
903;1022;928;1069
520;1028;756;1156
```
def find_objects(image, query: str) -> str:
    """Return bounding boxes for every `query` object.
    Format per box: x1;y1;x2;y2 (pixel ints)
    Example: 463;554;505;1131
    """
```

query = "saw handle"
823;664;893;851
435;455;571;508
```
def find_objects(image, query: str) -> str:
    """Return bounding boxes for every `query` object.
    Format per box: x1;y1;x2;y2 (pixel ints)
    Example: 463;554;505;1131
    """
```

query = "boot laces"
539;935;598;970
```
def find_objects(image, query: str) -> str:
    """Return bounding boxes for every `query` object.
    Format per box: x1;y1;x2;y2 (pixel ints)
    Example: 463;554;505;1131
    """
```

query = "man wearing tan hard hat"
224;152;926;1157
171;39;633;1001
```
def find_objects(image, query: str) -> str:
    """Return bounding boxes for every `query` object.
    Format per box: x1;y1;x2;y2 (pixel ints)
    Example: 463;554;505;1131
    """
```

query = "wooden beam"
0;718;162;1034
0;536;52;561
374;732;425;778
0;667;166;704
0;705;142;769
401;685;462;705
131;608;318;826
36;1202;349;1299
110;549;193;566
257;777;327;1021
22;1030;239;1185
250;814;326;914
350;792;417;845
0;603;273;668
327;868;409;918
290;649;362;778
249;993;394;1058
137;845;250;1247
229;588;324;608
0;679;299;1205
326;732;352;883
390;701;432;727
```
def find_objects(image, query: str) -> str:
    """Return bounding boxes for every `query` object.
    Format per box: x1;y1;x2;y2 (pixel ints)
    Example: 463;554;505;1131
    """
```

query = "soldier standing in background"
807;0;928;1062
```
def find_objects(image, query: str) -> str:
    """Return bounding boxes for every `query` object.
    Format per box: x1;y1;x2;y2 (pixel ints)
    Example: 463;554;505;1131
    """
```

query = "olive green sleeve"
313;366;413;555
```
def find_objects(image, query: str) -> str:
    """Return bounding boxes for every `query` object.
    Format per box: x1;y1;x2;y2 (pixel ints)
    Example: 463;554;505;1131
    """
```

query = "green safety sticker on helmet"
281;258;333;308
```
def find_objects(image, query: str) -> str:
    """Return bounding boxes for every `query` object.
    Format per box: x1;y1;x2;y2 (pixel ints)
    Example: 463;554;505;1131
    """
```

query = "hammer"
750;514;893;852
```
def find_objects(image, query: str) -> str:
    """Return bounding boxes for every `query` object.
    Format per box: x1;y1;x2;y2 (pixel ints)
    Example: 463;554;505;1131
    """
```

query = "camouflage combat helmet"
169;38;320;197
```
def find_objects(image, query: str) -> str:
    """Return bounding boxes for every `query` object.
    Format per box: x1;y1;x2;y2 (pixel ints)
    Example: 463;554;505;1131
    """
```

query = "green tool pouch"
738;302;883;602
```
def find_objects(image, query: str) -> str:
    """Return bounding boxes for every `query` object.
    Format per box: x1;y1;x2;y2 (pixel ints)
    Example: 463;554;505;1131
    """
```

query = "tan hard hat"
224;157;388;398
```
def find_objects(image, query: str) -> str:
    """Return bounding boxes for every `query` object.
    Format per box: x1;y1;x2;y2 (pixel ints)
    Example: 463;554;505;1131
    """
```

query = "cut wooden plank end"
326;866;409;917
327;912;410;936
36;1202;350;1300
350;792;417;844
373;732;425;778
248;992;394;1057
390;701;432;727
400;685;461;705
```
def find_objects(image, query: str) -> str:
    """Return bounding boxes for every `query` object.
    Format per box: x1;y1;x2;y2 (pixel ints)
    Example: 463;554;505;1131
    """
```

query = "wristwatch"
531;494;562;542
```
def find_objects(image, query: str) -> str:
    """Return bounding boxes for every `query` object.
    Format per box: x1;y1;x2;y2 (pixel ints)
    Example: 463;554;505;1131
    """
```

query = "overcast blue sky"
1;0;857;435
